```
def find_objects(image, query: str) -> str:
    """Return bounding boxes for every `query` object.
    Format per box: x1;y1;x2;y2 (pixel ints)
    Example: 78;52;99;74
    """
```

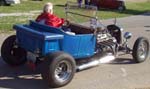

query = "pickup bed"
13;21;96;59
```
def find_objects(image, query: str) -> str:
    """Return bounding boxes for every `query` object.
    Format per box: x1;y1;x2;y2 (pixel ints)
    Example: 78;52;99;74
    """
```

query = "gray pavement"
0;13;150;89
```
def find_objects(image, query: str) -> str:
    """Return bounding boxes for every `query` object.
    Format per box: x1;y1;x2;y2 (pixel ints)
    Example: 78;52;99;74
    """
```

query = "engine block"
96;31;118;55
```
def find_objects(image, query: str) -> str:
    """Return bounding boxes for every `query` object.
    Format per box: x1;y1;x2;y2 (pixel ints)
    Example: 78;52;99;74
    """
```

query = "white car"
0;0;20;6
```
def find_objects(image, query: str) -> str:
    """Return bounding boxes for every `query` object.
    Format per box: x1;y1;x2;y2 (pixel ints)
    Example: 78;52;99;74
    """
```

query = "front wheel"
41;52;76;88
1;35;27;66
132;37;149;63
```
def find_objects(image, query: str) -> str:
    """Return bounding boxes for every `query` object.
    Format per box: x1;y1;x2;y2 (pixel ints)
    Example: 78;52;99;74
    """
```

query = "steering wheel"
63;20;70;27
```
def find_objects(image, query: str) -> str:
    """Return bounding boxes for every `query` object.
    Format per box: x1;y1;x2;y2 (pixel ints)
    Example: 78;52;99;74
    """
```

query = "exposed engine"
95;28;118;55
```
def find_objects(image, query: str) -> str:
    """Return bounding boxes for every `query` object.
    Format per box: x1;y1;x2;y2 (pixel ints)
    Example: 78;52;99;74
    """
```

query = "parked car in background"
0;0;20;6
90;0;126;11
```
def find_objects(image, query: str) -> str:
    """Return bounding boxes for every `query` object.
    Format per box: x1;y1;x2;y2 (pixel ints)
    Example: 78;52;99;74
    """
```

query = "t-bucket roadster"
1;3;149;88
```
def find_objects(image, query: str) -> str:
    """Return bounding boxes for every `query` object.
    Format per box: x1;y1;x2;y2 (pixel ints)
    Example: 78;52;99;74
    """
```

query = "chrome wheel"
133;37;149;63
137;41;148;60
55;60;72;83
41;52;76;88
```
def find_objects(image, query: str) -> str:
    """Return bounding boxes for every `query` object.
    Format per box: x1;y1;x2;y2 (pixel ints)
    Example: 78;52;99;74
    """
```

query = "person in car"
36;2;64;27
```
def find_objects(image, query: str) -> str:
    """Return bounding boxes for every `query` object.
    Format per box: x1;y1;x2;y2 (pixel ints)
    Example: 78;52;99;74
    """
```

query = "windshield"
65;1;98;24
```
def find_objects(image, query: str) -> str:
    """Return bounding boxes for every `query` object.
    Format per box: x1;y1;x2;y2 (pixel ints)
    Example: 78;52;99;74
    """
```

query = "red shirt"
36;13;64;27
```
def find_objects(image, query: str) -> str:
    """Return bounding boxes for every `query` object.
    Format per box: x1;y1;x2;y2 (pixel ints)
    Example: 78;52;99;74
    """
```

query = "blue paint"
13;21;96;59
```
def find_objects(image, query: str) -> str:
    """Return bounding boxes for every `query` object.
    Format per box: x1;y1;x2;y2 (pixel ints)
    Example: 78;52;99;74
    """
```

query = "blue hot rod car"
1;3;149;88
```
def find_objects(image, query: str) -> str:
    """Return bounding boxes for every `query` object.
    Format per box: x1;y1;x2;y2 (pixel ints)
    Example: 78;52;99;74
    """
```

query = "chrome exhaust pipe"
77;55;115;71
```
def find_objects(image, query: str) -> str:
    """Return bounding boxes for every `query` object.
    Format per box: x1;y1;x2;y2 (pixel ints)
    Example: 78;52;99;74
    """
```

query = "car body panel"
90;0;125;9
13;21;96;59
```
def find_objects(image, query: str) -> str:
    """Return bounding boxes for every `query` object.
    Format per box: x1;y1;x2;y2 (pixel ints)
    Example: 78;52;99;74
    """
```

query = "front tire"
1;35;27;66
41;52;76;88
132;37;149;63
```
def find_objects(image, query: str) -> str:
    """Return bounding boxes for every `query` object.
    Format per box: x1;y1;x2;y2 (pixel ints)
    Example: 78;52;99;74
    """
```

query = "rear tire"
41;51;76;88
1;35;27;66
132;37;149;63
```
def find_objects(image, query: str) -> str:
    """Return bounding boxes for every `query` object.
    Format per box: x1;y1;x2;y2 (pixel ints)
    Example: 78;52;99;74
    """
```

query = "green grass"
0;16;34;32
0;0;73;13
0;0;150;32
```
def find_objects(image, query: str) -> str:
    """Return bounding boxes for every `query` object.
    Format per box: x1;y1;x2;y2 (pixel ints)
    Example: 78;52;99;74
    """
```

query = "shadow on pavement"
109;58;136;65
142;12;150;16
119;9;150;16
144;26;150;28
0;56;52;89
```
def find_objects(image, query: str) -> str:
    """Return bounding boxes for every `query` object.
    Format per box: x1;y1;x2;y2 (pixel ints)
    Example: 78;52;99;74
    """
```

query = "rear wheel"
41;51;76;88
1;35;27;66
132;37;149;63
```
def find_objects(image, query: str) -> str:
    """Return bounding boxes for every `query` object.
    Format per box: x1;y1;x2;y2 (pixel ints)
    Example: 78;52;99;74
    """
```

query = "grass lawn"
0;0;150;32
